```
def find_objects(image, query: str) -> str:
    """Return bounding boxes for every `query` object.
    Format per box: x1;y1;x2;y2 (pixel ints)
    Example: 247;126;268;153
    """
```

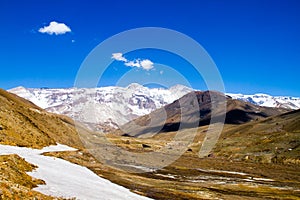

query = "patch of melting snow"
39;143;77;153
256;177;274;181
241;176;275;183
197;168;249;176
196;168;276;183
187;169;276;186
0;144;152;200
189;179;206;183
187;175;237;185
29;108;42;114
189;179;228;185
230;182;295;191
155;174;177;179
116;164;157;172
191;175;233;181
244;178;255;182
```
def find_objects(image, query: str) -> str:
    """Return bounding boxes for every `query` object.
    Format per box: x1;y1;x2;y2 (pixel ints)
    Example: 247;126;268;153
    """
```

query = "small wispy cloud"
111;53;127;62
39;21;71;35
112;53;154;71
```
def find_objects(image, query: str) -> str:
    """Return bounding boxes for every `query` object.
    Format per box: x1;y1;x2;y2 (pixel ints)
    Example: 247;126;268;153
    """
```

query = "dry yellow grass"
0;154;58;199
0;89;83;149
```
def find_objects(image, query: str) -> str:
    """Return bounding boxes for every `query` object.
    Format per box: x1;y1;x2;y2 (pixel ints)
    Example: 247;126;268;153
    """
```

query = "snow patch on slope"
0;144;152;200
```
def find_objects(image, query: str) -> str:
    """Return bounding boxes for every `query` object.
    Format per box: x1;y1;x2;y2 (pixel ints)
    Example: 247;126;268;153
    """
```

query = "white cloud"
112;53;154;71
160;70;164;75
140;59;154;71
111;53;127;62
124;60;141;68
39;21;71;35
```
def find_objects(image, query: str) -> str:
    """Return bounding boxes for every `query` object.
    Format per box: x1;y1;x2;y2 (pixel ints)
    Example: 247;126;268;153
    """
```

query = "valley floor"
44;133;300;200
0;139;299;200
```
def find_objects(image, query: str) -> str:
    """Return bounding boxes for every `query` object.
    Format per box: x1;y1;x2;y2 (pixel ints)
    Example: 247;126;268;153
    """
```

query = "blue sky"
0;0;299;96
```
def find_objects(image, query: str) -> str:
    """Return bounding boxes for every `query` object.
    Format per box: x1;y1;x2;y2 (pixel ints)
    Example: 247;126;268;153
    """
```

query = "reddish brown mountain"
120;91;289;137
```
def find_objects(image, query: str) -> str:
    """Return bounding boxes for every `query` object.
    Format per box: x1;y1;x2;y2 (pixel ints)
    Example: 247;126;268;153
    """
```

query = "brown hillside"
214;109;300;164
0;88;83;149
120;91;289;137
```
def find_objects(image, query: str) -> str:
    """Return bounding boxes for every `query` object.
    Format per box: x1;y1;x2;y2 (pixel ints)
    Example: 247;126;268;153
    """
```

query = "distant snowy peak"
169;84;194;95
226;93;300;110
8;84;193;130
9;86;77;109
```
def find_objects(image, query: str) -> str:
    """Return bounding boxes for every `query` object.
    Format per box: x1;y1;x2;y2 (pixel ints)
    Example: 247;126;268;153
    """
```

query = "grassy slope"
0;89;83;149
0;89;84;199
214;109;300;164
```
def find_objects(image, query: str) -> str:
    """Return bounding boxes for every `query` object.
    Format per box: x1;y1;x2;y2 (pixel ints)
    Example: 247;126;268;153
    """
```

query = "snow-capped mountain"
8;84;300;131
226;93;300;110
8;84;193;130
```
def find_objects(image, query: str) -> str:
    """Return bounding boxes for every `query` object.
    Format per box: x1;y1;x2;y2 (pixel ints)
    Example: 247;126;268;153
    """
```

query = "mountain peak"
169;84;192;91
8;86;27;92
253;93;273;98
126;83;145;90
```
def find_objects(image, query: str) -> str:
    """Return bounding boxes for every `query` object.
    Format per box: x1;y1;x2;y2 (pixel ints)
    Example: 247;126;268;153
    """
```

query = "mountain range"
8;84;300;131
227;93;300;110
